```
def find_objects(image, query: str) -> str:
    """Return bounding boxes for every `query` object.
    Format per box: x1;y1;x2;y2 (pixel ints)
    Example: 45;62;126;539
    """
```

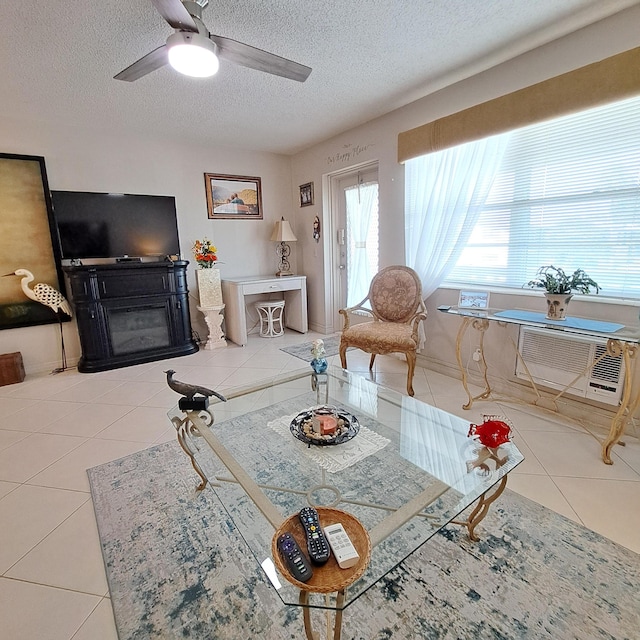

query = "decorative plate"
290;409;360;446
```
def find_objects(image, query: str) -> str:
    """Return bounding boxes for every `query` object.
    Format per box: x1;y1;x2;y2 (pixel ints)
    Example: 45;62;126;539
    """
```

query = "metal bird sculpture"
3;268;73;373
165;369;227;402
4;268;73;316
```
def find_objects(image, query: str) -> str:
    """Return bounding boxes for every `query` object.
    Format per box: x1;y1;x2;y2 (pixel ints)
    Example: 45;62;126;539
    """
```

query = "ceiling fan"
114;0;311;83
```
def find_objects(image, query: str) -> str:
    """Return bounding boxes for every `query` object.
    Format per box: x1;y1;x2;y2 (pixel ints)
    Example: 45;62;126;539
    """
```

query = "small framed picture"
458;290;490;309
299;182;314;207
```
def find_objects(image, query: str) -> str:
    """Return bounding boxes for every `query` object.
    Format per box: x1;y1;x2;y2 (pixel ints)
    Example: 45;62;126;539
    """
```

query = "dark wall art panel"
0;153;67;330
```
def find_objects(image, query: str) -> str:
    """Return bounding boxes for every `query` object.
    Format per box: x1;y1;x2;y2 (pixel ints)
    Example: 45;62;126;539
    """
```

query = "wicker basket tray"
271;507;371;593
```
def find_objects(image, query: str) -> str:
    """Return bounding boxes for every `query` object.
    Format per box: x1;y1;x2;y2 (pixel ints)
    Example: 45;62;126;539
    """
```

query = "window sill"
440;284;640;308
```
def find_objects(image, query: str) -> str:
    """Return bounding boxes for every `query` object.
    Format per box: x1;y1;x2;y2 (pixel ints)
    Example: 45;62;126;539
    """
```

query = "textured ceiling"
0;0;637;155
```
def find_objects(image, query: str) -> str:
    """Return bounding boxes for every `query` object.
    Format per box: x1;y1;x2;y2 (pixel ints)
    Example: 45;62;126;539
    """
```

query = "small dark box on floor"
0;352;25;386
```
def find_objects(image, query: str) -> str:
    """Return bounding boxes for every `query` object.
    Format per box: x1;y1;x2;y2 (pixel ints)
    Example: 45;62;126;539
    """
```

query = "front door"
331;164;379;329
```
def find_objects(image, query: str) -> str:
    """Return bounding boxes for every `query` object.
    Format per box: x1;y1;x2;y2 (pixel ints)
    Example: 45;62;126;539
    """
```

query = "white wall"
0;119;294;373
289;5;640;423
4;4;640;379
291;4;640;329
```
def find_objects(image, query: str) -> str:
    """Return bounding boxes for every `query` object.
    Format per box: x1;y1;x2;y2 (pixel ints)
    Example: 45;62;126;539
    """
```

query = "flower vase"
310;357;328;374
196;268;223;308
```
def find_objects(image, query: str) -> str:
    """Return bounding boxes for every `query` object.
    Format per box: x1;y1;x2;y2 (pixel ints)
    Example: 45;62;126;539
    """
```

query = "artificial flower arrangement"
192;238;218;268
310;338;328;373
310;339;326;360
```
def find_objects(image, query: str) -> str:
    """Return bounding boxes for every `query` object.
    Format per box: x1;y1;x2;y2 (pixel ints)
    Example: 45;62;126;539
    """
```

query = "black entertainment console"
64;261;198;373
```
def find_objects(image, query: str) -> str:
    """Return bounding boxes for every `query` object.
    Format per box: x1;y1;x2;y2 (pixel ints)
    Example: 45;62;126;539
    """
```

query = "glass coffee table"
168;365;523;640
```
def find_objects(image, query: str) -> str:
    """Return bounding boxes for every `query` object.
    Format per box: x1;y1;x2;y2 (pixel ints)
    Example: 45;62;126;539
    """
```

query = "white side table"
197;304;227;350
221;276;307;346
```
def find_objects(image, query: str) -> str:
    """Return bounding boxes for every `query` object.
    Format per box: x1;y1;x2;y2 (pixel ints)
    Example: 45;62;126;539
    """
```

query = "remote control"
299;507;331;565
323;522;360;569
276;532;313;582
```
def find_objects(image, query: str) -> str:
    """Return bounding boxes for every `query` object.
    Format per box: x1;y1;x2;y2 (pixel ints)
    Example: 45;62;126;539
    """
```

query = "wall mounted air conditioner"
515;326;625;406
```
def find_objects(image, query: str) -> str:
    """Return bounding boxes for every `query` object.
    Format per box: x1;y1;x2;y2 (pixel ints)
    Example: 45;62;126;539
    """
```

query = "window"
345;181;379;307
409;94;640;299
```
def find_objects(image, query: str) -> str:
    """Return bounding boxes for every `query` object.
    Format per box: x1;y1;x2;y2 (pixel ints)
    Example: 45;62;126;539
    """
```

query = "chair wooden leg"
406;351;416;396
339;341;348;369
369;353;376;371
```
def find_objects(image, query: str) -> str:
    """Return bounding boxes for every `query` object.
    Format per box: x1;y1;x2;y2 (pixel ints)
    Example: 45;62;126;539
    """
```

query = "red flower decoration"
468;419;512;449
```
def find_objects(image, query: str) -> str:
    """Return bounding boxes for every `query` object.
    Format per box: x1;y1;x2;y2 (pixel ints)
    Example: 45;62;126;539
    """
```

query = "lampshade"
270;218;297;242
167;32;219;78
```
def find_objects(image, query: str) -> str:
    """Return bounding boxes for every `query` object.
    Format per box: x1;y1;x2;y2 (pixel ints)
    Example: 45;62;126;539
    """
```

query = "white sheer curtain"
404;133;511;299
345;181;378;307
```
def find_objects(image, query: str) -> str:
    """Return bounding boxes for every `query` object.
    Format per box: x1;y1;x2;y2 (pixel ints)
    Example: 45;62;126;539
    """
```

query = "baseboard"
24;356;80;377
308;321;332;334
416;353;623;437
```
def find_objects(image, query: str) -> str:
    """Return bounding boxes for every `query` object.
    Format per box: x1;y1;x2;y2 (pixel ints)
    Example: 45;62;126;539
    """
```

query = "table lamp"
270;217;297;276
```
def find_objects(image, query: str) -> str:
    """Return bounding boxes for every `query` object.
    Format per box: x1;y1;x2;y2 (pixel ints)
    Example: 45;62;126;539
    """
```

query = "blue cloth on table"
494;310;624;333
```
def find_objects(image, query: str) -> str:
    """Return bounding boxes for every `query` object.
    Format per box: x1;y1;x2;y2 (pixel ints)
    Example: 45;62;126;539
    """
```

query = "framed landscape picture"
204;173;263;220
458;290;490;309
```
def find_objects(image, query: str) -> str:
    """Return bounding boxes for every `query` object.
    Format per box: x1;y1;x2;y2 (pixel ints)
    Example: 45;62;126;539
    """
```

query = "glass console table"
168;366;523;640
439;305;640;465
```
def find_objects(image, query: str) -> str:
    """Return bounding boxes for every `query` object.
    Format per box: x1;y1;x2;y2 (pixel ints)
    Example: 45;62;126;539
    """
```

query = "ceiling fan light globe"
167;32;219;78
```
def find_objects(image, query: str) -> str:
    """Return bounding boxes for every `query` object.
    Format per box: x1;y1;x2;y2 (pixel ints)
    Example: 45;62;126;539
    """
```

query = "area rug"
88;439;640;639
280;335;344;361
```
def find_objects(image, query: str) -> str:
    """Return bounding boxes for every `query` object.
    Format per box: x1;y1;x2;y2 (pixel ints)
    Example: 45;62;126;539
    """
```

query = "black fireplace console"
64;261;198;373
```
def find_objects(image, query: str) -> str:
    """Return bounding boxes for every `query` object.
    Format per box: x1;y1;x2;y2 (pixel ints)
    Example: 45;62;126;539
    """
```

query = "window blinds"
443;94;640;299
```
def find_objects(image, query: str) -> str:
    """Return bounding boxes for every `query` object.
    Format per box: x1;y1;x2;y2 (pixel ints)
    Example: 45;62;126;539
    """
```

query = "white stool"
254;300;285;338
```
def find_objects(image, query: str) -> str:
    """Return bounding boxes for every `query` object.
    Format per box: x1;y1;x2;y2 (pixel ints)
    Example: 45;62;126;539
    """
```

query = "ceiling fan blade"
114;45;169;82
209;34;311;82
151;0;198;32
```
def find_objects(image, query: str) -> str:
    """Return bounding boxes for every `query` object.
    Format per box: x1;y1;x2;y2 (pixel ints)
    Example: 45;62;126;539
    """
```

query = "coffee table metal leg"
299;590;346;640
453;476;508;541
171;415;209;492
176;429;208;492
300;591;320;640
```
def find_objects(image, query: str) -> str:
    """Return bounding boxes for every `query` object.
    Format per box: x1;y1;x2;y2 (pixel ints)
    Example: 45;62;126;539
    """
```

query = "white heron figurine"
3;268;73;372
7;269;73;316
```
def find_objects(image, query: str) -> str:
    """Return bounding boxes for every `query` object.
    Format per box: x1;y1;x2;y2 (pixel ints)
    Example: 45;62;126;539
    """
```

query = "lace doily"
268;413;390;473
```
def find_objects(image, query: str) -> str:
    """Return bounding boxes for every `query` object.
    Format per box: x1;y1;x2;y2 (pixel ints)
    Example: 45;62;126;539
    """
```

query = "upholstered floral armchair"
339;266;427;396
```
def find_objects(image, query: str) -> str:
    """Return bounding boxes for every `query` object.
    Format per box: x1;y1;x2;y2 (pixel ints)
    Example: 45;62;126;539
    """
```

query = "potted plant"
525;265;600;320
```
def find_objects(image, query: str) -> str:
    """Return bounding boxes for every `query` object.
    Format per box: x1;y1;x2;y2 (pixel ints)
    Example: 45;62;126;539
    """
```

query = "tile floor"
0;330;638;639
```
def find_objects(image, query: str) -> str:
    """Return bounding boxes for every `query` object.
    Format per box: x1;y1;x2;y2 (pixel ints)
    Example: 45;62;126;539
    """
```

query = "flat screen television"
51;191;181;262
